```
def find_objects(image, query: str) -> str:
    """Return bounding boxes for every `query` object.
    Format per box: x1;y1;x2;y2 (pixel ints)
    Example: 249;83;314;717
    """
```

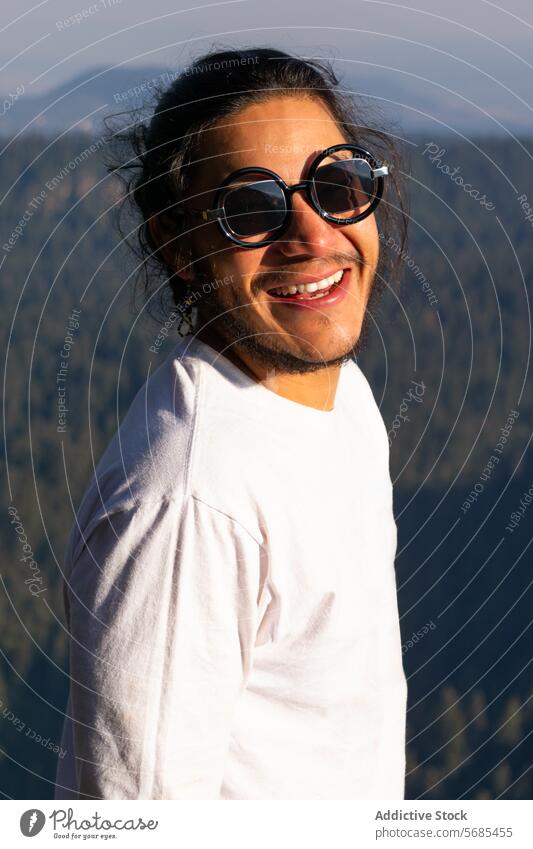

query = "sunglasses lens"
313;155;376;220
222;176;287;241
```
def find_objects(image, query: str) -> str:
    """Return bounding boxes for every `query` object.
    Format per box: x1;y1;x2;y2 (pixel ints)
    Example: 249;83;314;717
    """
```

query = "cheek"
191;240;261;303
230;250;264;290
190;230;228;278
208;248;265;298
343;217;379;264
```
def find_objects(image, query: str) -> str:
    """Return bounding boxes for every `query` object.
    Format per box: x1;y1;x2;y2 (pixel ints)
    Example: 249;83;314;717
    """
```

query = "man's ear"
147;213;193;283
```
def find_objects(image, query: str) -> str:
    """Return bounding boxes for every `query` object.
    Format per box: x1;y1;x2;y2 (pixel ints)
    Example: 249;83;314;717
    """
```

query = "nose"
274;190;337;259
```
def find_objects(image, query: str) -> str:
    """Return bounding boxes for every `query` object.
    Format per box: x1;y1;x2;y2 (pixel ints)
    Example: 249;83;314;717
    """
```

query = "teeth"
269;270;343;297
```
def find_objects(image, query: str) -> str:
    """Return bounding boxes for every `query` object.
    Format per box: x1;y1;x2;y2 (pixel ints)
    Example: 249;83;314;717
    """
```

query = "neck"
194;325;341;412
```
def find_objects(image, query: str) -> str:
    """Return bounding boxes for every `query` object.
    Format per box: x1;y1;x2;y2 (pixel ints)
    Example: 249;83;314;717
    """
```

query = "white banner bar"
3;799;532;848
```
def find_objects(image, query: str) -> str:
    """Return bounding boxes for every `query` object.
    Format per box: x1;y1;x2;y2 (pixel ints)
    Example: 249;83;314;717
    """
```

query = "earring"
172;247;195;337
176;282;195;337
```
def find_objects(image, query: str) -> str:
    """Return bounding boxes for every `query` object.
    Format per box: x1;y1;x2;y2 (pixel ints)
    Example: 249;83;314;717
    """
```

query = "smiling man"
55;48;409;800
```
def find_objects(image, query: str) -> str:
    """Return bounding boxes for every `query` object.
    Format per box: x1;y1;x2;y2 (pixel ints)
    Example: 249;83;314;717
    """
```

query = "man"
55;47;408;800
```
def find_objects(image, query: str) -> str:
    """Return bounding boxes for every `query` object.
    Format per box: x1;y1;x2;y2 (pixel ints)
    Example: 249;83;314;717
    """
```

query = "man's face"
183;95;380;374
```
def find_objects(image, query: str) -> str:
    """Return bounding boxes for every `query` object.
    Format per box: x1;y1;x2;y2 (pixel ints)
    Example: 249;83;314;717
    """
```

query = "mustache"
184;251;367;306
252;251;367;293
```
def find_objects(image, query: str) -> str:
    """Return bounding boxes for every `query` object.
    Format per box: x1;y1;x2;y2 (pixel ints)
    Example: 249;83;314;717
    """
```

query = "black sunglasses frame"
183;144;389;248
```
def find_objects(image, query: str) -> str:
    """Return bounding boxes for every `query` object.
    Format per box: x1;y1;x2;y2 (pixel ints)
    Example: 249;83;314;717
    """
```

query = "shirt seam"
190;493;264;548
72;492;264;551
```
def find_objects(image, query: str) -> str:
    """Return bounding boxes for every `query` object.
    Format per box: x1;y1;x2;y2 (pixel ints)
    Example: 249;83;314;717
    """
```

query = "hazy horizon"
2;0;532;138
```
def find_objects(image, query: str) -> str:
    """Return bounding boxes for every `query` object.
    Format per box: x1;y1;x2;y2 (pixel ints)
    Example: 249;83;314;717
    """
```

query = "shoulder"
343;356;379;406
70;343;265;558
67;490;263;573
341;358;391;460
72;349;203;528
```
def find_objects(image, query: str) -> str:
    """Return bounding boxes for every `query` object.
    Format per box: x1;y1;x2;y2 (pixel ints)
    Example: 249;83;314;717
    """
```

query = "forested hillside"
1;129;531;799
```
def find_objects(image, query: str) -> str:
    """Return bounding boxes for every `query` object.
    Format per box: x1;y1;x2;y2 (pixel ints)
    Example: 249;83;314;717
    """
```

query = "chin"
304;325;362;356
290;336;360;368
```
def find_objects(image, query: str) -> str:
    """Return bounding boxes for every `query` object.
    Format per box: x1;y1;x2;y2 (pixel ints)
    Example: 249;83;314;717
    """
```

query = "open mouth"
266;269;345;301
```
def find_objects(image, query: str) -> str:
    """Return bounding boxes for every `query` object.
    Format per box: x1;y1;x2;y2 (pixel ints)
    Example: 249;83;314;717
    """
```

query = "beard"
185;254;386;376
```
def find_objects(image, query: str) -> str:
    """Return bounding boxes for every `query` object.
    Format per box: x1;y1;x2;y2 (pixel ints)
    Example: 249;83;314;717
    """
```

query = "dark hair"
103;46;409;322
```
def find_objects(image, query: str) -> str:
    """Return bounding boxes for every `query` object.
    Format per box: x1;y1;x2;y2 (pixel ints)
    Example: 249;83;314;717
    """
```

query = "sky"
2;0;533;133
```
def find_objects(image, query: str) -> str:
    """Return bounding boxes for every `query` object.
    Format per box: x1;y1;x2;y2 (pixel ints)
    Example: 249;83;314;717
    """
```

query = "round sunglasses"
178;144;389;248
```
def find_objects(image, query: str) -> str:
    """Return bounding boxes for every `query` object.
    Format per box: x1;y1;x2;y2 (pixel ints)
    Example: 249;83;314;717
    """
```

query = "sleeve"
65;495;266;799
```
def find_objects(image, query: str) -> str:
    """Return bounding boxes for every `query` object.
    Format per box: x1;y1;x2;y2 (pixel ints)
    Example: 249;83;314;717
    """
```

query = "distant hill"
1;64;531;138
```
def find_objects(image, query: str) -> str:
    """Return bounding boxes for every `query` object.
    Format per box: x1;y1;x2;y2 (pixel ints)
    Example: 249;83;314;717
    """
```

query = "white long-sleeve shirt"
55;335;407;800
